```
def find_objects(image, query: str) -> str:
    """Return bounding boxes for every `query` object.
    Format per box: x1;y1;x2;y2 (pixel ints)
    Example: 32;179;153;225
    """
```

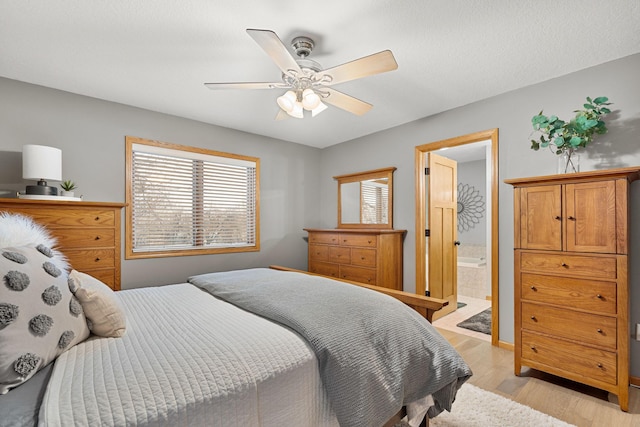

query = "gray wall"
318;53;640;375
0;77;322;288
457;159;487;246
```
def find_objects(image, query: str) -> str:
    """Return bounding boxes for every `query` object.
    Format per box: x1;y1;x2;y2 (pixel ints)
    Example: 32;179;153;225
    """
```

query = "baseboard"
631;376;640;387
497;340;514;351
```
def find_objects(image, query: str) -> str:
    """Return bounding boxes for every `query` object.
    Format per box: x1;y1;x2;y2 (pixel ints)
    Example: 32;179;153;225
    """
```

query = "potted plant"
60;180;78;197
530;96;612;173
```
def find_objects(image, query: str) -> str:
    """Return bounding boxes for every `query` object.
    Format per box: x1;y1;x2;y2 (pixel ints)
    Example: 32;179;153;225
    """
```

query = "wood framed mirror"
334;167;395;229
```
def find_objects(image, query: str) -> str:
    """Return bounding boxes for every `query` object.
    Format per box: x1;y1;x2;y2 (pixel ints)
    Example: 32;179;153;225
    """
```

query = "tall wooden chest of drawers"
0;199;125;290
304;228;405;291
506;167;640;411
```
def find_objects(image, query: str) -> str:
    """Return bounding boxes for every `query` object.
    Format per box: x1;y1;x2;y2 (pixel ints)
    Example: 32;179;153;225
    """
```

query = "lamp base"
25;180;58;196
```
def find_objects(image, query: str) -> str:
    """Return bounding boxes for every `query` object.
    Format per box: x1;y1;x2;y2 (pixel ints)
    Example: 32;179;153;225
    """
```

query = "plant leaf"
593;96;609;104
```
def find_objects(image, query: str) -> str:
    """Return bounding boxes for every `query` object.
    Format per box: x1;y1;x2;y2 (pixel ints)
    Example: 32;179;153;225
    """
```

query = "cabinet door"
565;181;617;253
520;185;562;250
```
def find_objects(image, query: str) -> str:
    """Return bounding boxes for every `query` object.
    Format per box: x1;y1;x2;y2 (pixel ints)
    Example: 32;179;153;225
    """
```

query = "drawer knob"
554;216;561;220
530;315;537;321
529;286;537;291
597;363;603;369
95;236;101;240
368;240;372;244
568;216;576;221
596;294;603;299
597;328;603;334
530;345;537;352
561;262;568;267
361;256;366;260
95;257;101;262
95;216;100;221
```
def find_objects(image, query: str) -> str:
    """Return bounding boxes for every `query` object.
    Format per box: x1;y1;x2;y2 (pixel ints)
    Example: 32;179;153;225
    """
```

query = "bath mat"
456;307;491;335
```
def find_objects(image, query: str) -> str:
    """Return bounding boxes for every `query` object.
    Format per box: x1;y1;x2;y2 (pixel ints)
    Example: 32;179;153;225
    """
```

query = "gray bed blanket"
189;268;472;427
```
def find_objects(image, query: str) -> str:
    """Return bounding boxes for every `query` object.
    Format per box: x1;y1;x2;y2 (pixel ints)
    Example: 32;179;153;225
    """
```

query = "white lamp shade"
302;89;321;110
287;101;304;118
311;101;328;117
276;91;297;112
22;145;62;181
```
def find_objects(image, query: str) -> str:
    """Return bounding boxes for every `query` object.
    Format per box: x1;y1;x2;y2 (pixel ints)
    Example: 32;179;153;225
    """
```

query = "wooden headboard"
0;198;126;290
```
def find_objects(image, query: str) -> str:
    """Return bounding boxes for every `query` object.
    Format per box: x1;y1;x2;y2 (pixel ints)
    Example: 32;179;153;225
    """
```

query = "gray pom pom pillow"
0;213;90;394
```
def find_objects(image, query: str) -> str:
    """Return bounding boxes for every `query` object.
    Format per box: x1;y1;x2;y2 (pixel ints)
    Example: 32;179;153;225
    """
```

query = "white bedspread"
39;284;339;427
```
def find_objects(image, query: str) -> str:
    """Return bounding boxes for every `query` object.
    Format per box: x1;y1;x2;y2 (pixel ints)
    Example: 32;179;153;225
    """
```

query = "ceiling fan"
204;29;398;119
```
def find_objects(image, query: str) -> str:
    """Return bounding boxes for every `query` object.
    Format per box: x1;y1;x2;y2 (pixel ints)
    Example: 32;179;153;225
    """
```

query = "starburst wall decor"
457;182;485;232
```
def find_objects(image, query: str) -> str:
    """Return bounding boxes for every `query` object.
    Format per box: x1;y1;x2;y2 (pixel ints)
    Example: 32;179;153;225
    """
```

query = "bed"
0;212;472;427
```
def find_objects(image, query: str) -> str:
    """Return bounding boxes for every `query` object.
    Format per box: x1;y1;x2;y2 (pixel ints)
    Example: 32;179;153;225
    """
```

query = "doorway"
415;129;499;345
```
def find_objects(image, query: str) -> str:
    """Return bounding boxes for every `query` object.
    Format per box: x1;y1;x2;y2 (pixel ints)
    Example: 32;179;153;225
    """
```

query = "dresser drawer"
521;331;617;385
65;249;115;270
520;252;617;279
52;228;116;250
329;246;351;263
339;234;377;247
308;244;330;262
340;265;376;284
309;261;339;278
522;302;616;349
308;232;339;245
351;248;377;267
10;208;115;228
81;269;117;290
521;273;616;314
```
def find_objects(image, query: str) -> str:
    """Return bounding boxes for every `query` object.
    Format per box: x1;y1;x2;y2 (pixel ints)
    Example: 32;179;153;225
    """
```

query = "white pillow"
0;213;68;272
68;270;126;338
0;246;90;394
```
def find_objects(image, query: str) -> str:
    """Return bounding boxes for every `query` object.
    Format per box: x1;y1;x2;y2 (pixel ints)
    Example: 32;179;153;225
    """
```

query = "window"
125;136;259;259
360;179;388;224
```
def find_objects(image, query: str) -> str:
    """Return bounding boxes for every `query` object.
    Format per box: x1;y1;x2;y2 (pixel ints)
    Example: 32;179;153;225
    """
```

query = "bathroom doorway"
415;129;499;345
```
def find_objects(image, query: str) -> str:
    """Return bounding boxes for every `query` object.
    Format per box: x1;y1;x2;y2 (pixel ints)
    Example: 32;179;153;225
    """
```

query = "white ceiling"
1;1;639;149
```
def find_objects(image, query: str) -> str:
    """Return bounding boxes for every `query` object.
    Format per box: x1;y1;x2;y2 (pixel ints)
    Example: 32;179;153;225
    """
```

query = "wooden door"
427;153;458;319
519;185;562;251
565;181;617;253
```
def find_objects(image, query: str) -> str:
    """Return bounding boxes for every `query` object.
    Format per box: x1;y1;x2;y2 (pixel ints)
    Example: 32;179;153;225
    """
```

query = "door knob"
454;241;461;246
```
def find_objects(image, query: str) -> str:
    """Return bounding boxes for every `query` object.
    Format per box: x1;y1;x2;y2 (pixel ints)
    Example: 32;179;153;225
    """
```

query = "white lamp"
22;144;62;196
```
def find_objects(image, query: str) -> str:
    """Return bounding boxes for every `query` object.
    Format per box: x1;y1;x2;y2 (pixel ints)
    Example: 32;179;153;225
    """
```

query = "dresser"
506;167;640;412
305;228;405;291
0;199;125;290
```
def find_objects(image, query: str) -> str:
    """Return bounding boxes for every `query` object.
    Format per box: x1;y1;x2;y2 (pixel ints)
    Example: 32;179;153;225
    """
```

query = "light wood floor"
437;328;640;427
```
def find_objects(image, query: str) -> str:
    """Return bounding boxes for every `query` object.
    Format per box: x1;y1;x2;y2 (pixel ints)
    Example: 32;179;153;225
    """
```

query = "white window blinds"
361;180;388;224
127;138;259;257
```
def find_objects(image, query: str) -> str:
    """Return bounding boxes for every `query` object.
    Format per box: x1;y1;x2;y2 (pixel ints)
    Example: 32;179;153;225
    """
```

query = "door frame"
415;128;499;345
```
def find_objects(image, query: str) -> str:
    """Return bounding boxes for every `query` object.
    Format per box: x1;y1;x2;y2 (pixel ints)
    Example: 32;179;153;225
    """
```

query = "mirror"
334;167;395;229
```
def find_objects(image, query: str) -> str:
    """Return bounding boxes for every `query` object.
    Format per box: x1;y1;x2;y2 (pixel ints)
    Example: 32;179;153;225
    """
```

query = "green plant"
60;180;77;191
530;96;613;154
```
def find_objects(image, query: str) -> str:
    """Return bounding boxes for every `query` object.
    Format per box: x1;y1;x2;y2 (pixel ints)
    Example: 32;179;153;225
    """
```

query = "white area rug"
430;384;575;427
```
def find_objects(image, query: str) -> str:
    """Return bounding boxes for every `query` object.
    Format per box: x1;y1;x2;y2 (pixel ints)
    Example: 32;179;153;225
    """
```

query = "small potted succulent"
60;180;78;197
530;96;612;173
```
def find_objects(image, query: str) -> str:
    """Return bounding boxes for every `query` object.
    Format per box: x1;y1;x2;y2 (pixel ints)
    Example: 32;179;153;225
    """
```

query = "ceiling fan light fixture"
287;101;304;118
301;88;321;110
311;101;328;117
276;90;297;112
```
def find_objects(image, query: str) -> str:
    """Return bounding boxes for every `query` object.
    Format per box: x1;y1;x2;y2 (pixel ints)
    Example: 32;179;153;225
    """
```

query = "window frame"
125;136;260;259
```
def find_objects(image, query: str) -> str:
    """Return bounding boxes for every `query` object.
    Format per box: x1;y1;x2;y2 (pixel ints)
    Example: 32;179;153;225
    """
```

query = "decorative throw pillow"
0;245;90;394
69;270;126;338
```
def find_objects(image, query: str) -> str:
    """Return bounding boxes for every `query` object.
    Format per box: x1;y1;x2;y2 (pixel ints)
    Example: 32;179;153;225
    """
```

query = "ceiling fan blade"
275;109;290;121
322;88;373;116
246;29;302;76
320;50;398;85
204;82;284;90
